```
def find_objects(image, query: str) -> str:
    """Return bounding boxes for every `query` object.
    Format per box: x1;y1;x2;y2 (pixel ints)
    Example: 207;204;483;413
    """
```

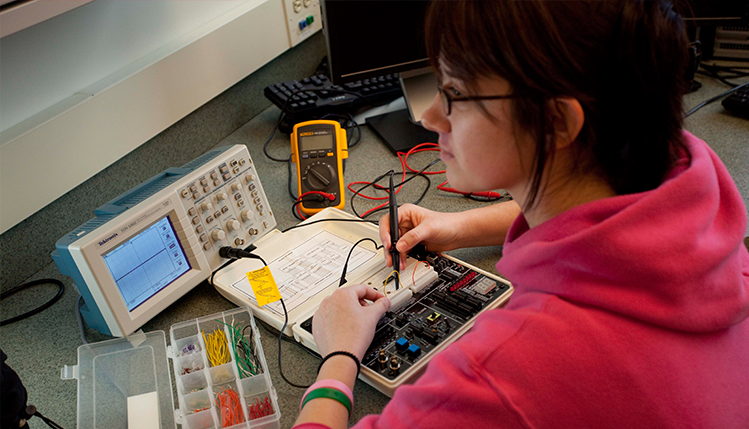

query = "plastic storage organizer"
171;308;279;429
63;307;280;429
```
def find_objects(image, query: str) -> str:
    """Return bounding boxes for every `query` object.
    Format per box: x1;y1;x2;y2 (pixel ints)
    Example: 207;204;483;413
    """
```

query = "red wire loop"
295;191;337;220
347;143;446;218
412;260;431;287
297;140;502;220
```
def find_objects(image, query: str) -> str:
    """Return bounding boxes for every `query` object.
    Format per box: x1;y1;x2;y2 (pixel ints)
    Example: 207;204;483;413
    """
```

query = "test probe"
388;172;401;290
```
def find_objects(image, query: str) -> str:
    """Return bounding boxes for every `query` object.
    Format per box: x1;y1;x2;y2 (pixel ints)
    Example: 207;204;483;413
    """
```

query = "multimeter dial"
303;162;335;191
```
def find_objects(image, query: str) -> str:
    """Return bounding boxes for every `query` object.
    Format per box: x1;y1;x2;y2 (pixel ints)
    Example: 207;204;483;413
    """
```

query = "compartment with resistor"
179;368;209;396
179;351;207;377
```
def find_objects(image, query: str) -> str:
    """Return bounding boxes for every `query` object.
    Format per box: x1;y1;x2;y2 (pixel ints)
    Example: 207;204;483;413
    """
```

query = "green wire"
215;319;260;378
234;324;256;377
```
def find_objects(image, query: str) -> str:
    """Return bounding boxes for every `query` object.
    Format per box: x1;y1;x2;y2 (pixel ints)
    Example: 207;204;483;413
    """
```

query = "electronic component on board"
406;344;421;360
395;337;409;353
395;313;410;328
426;312;441;324
473;278;498;295
389;356;401;376
378;350;388;370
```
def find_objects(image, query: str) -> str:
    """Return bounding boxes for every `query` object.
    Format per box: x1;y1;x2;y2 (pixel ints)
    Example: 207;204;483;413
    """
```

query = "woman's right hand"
378;203;463;270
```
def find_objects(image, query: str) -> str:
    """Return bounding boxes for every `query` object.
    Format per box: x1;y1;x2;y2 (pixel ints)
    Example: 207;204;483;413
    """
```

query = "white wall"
0;0;302;234
1;1;250;132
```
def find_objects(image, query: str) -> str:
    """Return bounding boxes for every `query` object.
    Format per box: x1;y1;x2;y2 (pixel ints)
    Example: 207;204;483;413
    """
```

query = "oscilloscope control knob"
244;174;255;183
211;229;226;241
216;192;228;201
241;210;254;222
231;183;242;192
200;201;213;212
304;163;335;191
226;219;241;232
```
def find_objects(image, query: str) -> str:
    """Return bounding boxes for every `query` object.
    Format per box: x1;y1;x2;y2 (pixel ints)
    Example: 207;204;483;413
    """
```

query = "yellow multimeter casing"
290;120;348;215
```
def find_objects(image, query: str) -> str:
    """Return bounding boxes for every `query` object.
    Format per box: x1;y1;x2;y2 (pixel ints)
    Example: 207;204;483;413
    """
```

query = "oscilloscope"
53;145;276;337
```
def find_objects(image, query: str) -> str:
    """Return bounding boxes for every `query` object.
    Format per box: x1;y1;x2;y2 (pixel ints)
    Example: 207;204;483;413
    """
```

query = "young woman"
294;1;749;428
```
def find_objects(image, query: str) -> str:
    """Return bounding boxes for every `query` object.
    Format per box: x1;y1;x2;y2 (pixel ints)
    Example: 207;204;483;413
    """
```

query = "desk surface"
1;74;747;429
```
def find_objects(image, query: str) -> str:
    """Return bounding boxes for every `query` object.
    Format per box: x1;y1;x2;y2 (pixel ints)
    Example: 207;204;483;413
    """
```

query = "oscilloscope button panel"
177;148;275;267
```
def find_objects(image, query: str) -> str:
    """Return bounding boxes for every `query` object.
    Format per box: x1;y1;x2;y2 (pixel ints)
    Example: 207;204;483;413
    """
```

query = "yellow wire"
203;328;230;366
202;330;215;366
385;270;400;283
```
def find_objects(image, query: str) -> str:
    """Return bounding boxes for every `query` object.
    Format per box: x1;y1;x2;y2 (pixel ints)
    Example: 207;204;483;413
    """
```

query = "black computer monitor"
683;0;748;26
683;0;749;60
322;0;429;83
320;0;438;153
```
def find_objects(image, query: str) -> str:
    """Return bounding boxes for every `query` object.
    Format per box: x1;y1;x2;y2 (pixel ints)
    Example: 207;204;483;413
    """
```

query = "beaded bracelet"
317;350;361;378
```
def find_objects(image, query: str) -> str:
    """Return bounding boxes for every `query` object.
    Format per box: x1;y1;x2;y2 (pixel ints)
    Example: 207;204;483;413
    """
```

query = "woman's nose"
420;93;450;135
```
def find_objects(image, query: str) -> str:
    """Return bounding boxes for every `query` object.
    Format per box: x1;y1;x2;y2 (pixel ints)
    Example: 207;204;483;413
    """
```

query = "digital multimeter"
291;120;348;215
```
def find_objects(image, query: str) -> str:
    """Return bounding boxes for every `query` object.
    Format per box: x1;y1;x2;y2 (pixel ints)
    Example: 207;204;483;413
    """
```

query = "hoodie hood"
497;131;749;333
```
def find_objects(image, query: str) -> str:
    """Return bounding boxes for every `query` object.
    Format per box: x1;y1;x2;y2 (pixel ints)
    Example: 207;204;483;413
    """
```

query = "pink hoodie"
302;131;749;429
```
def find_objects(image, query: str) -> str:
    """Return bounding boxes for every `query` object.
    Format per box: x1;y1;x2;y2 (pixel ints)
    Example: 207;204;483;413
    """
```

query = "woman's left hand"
312;284;391;360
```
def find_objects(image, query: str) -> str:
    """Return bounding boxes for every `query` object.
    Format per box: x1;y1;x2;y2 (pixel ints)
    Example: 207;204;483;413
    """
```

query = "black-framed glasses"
437;86;522;115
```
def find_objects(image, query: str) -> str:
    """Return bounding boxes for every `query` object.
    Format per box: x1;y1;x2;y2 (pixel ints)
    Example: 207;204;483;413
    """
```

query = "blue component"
407;344;422;359
395;337;409;352
299;20;307;30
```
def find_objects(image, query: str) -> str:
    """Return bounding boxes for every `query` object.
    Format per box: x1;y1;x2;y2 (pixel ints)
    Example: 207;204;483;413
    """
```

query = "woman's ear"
548;97;584;150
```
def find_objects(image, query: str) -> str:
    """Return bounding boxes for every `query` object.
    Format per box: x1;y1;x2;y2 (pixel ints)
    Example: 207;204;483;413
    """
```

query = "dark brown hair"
425;0;689;207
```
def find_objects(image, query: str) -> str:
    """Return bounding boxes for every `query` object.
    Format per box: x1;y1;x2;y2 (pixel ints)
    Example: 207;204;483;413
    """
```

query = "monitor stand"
366;68;439;154
366;109;438;154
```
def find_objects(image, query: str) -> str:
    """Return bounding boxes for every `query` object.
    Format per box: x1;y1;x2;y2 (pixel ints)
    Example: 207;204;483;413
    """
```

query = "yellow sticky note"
246;266;281;306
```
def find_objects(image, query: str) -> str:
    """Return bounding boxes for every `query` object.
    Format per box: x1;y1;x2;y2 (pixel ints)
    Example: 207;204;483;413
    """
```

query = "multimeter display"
301;134;333;151
102;216;191;311
291;120;348;215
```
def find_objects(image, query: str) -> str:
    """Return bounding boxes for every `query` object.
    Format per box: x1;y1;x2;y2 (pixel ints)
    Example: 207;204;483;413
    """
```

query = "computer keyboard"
264;73;403;132
721;84;749;116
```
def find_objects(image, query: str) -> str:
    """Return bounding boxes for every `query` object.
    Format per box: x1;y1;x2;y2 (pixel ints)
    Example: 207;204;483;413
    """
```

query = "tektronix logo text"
331;95;346;101
98;233;118;247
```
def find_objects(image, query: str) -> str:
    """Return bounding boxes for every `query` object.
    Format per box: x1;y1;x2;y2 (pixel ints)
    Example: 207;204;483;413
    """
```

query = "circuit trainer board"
300;251;511;381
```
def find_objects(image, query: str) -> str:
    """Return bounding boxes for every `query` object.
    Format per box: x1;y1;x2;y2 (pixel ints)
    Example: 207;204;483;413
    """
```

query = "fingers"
350;283;386;302
399;252;408;270
395;226;422;254
371;295;391;314
380;204;420;248
381;204;441;270
330;285;390;327
378;213;394;268
383;249;393;268
378;213;391;250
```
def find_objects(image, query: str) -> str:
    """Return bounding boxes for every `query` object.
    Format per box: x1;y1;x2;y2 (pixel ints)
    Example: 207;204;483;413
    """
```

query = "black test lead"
388;171;400;290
